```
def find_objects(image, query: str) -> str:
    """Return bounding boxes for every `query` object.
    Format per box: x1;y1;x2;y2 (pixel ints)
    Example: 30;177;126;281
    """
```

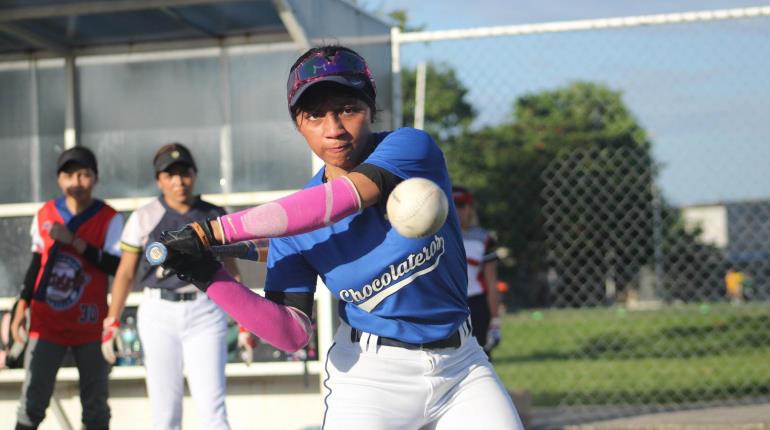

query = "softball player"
13;147;123;430
103;143;238;430
453;186;503;356
158;45;523;429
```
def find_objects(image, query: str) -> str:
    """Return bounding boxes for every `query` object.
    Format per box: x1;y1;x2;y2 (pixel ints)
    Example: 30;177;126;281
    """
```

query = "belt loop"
460;318;470;340
358;331;369;350
367;334;379;352
349;326;362;351
356;330;379;353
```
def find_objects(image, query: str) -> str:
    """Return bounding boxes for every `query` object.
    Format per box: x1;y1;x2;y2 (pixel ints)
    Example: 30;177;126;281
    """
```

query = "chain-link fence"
395;7;770;423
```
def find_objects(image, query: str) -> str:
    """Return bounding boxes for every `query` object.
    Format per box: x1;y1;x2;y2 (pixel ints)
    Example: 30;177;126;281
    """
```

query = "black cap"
57;146;98;176
153;143;197;174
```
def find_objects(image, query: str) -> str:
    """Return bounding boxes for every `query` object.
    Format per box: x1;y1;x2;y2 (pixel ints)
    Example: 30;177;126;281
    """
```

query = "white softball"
386;177;449;238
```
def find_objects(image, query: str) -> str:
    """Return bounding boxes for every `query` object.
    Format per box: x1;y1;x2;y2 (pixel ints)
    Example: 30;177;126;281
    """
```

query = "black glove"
159;219;219;261
161;251;222;292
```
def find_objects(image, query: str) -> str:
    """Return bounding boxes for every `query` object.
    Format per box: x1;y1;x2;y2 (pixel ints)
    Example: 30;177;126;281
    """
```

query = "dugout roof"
0;0;391;61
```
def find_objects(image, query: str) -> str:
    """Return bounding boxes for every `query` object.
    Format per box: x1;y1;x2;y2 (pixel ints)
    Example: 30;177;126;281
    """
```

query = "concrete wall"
0;362;325;430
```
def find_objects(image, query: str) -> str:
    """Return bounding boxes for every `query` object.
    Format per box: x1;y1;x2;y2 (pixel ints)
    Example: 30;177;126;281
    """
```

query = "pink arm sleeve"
219;176;361;243
206;268;312;352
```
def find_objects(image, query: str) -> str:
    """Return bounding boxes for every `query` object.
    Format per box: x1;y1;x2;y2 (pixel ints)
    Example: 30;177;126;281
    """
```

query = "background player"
12;147;123;430
453;186;503;357
157;45;523;429
102;143;239;430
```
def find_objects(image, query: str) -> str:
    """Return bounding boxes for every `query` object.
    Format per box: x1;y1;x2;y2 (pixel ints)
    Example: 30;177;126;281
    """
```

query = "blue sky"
368;0;770;206
374;0;765;29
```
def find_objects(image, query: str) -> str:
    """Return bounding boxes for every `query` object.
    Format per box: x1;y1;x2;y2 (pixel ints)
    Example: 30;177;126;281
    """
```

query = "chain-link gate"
393;6;770;423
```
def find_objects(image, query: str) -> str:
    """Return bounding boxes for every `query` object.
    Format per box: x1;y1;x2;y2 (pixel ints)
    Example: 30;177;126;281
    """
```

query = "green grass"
491;303;770;406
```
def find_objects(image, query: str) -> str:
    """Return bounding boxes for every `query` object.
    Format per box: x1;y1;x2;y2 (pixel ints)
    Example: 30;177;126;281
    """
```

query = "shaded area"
530;385;770;409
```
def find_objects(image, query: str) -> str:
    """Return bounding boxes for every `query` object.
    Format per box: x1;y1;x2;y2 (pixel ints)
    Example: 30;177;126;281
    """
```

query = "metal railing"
392;5;770;416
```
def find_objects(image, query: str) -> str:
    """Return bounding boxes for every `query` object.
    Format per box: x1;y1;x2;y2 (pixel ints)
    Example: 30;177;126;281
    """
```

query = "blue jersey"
266;128;469;343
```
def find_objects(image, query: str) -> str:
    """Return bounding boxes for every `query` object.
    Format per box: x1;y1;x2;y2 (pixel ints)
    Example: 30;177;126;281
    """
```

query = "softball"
386;177;449;238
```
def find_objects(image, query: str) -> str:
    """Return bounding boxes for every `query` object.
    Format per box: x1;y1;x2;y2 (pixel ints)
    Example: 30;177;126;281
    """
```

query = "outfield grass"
492;303;770;406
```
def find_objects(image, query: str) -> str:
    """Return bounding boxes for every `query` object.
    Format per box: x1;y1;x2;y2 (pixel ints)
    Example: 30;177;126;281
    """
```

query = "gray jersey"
120;196;225;290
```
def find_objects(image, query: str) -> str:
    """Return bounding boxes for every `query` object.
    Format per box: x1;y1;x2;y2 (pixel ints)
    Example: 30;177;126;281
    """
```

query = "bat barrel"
146;242;168;265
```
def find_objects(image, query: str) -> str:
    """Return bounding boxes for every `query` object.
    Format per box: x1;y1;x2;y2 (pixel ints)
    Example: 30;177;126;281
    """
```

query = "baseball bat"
145;240;267;265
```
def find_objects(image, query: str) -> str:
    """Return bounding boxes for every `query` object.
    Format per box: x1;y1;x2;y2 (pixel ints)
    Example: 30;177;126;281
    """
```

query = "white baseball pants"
137;289;230;430
322;321;523;429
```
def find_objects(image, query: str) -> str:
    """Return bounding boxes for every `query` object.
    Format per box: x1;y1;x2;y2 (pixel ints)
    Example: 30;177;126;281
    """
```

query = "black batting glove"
159;219;219;260
161;251;222;292
198;218;220;245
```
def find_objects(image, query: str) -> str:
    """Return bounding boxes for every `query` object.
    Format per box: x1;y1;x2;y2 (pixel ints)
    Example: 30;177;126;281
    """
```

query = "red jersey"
29;198;118;346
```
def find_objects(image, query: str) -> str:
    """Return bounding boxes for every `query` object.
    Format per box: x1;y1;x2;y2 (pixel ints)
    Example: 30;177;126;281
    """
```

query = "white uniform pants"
137;289;230;430
322;321;523;430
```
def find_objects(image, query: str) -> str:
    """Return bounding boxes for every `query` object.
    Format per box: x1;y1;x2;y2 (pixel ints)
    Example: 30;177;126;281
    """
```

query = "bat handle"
146;242;168;266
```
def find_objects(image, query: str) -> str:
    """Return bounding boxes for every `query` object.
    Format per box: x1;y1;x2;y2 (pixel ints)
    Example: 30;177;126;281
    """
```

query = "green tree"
445;81;723;307
400;62;475;138
387;9;425;32
351;4;425;31
659;206;725;302
355;6;471;136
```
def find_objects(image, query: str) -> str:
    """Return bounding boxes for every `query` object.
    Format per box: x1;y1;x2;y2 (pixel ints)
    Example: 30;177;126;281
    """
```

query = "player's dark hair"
289;45;377;123
293;82;378;123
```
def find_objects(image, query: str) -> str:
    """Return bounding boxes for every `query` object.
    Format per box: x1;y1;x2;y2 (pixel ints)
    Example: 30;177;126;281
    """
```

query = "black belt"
159;289;200;302
350;320;469;350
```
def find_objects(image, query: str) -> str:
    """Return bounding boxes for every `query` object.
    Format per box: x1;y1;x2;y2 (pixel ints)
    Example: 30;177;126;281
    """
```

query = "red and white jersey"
29;197;123;346
461;226;497;298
